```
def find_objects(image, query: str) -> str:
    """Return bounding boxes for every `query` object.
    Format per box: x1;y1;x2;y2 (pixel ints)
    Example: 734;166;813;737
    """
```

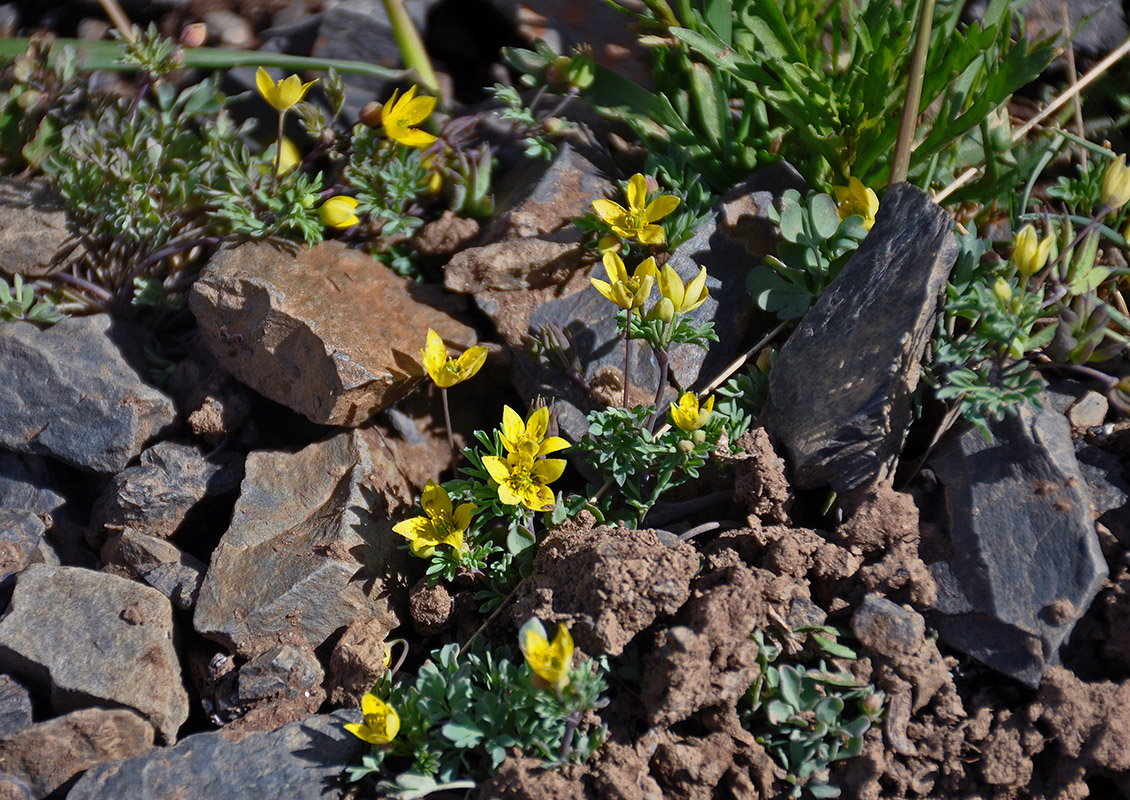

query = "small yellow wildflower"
992;276;1013;304
499;406;569;459
519;618;574;690
833;177;879;231
482;451;565;512
392;480;474;557
670;392;714;432
344;691;400;745
590;252;657;310
658;264;709;315
1012;224;1054;278
421;328;487;388
591;173;679;245
382;85;437;149
1101;154;1130;210
255;67;317;112
318;196;360;229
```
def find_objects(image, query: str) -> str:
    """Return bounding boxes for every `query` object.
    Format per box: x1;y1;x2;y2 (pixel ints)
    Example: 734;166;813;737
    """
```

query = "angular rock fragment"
0;316;176;473
925;401;1108;686
194;430;407;658
512;522;699;657
0;675;32;738
0;565;188;741
766;183;958;491
102;531;207;610
0;452;64;517
190;240;477;426
0;708;154;798
0;176;74;279
0;510;43;588
67;710;362;800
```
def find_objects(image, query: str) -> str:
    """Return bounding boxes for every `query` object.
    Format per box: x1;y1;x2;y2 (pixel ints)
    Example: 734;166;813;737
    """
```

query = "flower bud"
756;348;774;373
861;693;883;715
1102;154;1130;211
565;53;595;90
677;438;695;453
992;276;1012;304
692;430;706;445
546;55;571;85
179;22;207;48
652;297;674;324
359;101;383;128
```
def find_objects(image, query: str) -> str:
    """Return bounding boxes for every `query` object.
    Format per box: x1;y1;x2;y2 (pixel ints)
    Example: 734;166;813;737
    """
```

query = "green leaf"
778;665;802;709
809;194;841;240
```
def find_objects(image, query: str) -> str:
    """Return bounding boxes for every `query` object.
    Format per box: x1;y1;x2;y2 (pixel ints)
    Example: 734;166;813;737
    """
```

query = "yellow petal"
659;264;684;308
454;346;487;381
590;278;617;304
526;407;549;441
592;198;627;226
633;256;658;279
684;266;709;310
602;251;628;283
421;328;447;384
390;127;437;149
626;173;648;212
501;406;524;449
523;483;555;511
255;67;278;107
420;480;452;520
531;458;567;484
498;480;525;507
400;93;436;126
645;194;680;222
636;224;666;245
318;196;360;229
452;502;476;531
482;456;511;485
381;88;402;127
537;436;570;457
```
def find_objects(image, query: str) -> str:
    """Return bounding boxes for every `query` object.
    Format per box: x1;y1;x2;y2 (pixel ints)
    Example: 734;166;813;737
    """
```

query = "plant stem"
623;308;633;407
559;711;581;761
890;0;936;185
646;345;670;431
270;111;285;194
381;0;440;98
441;386;456;469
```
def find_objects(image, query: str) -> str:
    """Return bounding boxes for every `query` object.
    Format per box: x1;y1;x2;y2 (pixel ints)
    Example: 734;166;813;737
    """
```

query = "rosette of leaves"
0;274;63;325
747;189;867;319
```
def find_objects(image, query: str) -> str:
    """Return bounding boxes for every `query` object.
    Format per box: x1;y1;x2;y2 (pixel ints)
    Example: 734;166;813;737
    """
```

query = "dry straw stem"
934;34;1130;204
97;0;136;42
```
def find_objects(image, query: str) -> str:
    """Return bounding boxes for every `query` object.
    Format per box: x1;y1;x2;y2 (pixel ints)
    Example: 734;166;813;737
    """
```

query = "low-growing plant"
0;274;64;324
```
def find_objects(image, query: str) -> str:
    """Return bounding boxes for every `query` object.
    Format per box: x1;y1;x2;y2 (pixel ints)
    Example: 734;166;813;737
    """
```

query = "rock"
479;755;588;799
409;578;455;635
238;645;324;705
413;210;481;257
0;565;188;741
766;183;959;492
852;594;926;660
166;354;253;440
924;401;1108;687
102;531;207;610
0;676;32;738
0;510;43;589
0;316;176;473
202;9;253;47
1066;390;1108;431
91;441;231;547
512;521;699;657
194;430;408;658
0;774;30;800
0;176;74;280
1075;443;1130;546
189;240;478;426
327;616;394;706
967;0;1129;59
0;708;154;797
0;452;64;517
67;710;363;800
732;427;793;524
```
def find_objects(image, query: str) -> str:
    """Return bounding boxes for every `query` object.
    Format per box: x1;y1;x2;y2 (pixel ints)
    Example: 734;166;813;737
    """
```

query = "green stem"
623;308;632;408
441;387;456;469
381;0;440;98
890;0;936;185
270;111;284;194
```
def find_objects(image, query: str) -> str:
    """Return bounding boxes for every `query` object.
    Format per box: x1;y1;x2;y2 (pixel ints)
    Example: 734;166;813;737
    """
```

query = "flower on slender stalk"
255;67;317;112
1101;154;1130;210
319;195;360;229
657;264;709;316
670;392;714;432
592;173;679;245
344;691;400;745
833;176;879;231
482;451;565;511
421;328;487;388
519;618;574;690
499;406;569;459
382;85;437;148
591;252;657;310
392;480;473;557
1012;224;1054;278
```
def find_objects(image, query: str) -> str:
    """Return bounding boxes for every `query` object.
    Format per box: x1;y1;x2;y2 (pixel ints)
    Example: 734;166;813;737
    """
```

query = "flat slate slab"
67;710;361;800
924;400;1108;687
766;183;959;491
0;316;175;473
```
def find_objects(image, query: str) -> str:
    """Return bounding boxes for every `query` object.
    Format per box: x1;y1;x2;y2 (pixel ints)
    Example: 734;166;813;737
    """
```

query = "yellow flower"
499;406;569;459
255;67;317;112
519;618;574;690
482;451;565;511
590;252;657;310
591;173;679;245
992;276;1013;304
276;137;301;174
382;85;437;149
670;392;714;432
658;264;709;316
421;328;487;388
392;480;474;557
318;196;360;229
1101;154;1130;210
1012;224;1054;278
833;176;879;231
344;691;400;745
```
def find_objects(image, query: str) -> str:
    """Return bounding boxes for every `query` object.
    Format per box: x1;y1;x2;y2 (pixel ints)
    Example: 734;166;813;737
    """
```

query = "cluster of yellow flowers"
254;67;438;231
482;406;569;512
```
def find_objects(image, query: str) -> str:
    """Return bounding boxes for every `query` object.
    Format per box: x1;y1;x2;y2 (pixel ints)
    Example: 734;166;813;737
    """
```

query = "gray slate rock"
851;594;926;660
0;176;73;280
766;183;959;491
91;441;229;545
238;644;324;705
967;0;1128;59
0;316;175;473
67;709;362;800
0;510;43;588
102;531;207;610
0;453;64;517
1076;443;1130;546
0;565;189;741
925;401;1108;687
0;675;32;738
194;430;406;658
0;707;154;798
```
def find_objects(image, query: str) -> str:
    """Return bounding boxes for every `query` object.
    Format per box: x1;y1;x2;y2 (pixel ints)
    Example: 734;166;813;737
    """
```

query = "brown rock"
0;708;154;797
478;756;587;800
413;210;481;256
732;427;793;524
444;232;586;293
409;578;455;635
651;732;736;800
189;240;477;426
327;616;394;706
